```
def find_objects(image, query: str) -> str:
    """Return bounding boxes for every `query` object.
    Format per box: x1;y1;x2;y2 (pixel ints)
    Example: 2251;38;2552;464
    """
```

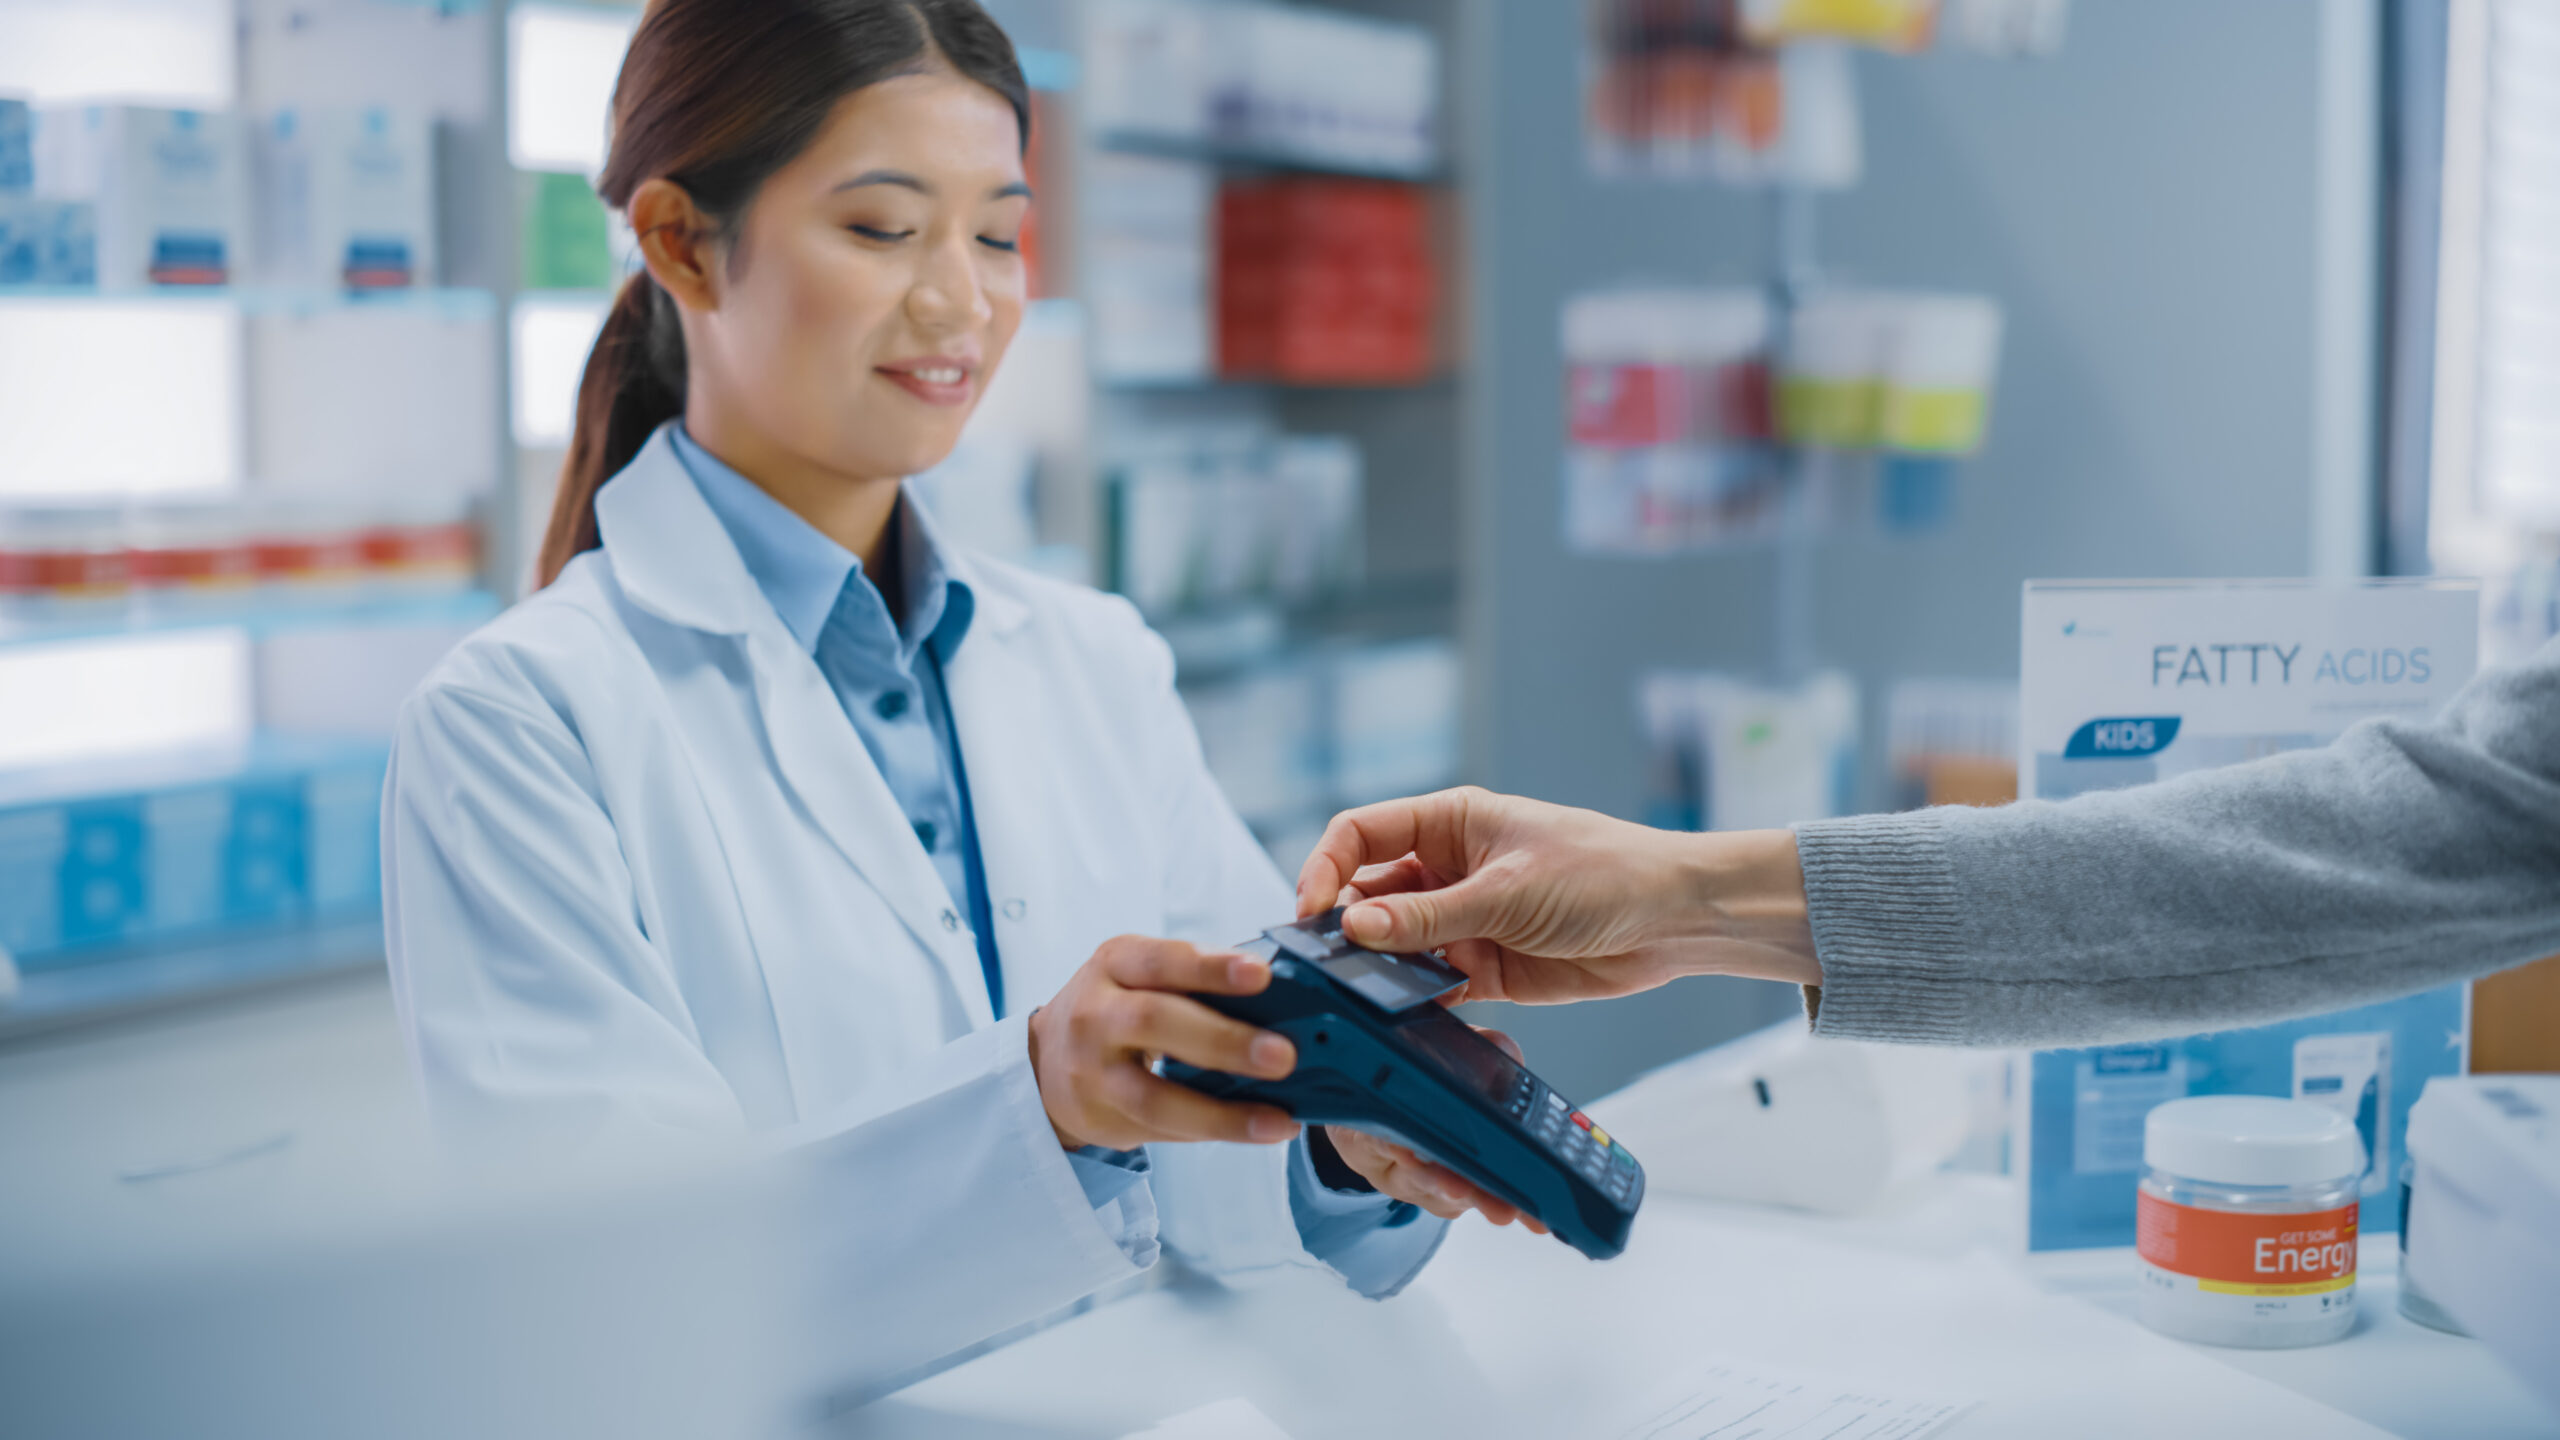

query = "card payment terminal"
1162;909;1643;1260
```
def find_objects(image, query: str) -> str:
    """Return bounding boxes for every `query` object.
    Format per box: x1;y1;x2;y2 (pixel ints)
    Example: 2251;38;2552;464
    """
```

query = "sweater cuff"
1790;809;1974;1044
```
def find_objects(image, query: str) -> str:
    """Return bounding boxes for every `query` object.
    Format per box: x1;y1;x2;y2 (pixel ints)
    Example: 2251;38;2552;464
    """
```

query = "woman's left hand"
1322;1025;1550;1234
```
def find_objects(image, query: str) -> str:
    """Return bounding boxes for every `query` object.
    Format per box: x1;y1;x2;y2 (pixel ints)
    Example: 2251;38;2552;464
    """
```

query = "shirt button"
940;908;961;932
913;819;937;851
874;690;910;720
1001;898;1027;921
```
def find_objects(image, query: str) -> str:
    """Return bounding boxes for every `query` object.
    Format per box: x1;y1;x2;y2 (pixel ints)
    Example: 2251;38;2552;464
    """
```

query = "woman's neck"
683;406;904;580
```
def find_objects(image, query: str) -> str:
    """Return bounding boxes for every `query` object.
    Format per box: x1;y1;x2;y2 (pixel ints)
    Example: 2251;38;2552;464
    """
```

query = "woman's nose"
907;235;993;331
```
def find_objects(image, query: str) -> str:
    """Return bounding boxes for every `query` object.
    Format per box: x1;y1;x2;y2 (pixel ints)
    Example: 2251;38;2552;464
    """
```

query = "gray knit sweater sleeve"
1792;636;2560;1049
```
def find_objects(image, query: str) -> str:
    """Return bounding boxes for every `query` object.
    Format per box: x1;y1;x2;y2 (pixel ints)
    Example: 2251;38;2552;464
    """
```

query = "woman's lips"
876;361;974;406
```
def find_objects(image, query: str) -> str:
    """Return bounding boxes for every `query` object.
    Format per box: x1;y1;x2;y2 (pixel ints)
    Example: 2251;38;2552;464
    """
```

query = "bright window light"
509;3;641;175
0;630;250;774
0;299;242;501
512;295;612;449
2432;0;2560;566
0;0;234;107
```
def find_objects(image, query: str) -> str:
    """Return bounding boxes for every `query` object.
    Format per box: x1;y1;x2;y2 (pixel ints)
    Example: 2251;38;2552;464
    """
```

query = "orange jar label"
2136;1192;2358;1296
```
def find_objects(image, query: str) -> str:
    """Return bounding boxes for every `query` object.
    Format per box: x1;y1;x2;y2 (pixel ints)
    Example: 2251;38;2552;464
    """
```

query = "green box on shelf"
521;170;614;292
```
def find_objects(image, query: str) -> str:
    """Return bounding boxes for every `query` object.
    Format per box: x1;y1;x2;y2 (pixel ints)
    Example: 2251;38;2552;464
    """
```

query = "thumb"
1341;874;1501;953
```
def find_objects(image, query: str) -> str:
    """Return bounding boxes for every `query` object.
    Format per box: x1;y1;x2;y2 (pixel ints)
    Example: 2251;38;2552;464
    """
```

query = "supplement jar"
2136;1096;2364;1348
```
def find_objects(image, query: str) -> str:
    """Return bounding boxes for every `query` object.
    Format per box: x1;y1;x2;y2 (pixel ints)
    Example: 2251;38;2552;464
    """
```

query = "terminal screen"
1391;1006;1528;1108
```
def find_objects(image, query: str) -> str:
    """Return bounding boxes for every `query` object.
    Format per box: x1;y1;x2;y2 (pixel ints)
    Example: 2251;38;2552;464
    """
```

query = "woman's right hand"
1293;787;1823;1003
1029;935;1303;1152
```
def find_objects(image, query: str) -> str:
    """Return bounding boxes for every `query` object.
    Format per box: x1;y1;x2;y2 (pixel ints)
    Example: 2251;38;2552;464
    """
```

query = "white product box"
1086;152;1210;383
1641;670;1859;832
32;105;247;289
1082;0;1214;141
1330;638;1459;804
2405;1076;2560;1414
256;106;436;290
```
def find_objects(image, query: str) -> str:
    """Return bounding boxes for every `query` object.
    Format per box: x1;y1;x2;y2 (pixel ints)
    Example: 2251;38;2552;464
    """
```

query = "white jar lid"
2144;1096;2365;1186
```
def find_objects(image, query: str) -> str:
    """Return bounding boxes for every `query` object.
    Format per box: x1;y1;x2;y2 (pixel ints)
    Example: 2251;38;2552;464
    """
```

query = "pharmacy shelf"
1159;574;1459;681
0;917;385;1043
1090;129;1446;184
0;586;501;650
1099;372;1456;394
0;285;498;319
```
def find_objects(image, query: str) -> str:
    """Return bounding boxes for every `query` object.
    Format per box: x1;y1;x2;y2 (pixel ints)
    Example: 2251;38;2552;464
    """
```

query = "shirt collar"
671;422;973;663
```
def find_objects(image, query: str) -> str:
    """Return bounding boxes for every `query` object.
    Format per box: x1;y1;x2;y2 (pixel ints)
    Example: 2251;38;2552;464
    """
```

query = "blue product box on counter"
0;737;389;970
2025;984;2468;1249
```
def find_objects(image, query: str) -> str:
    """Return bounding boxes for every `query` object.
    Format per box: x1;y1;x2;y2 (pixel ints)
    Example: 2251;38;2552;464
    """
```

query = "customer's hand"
1321;1025;1550;1234
1295;787;1821;1004
1030;936;1301;1151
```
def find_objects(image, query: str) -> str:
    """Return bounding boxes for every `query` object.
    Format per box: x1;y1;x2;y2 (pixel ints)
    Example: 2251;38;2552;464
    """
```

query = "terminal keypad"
1521;1080;1642;1209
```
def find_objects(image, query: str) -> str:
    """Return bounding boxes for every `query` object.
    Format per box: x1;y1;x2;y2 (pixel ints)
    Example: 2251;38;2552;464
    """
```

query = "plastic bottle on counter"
2135;1096;2364;1349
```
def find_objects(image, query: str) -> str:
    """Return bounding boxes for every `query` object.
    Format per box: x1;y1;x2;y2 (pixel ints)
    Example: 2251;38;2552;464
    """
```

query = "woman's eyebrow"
829;173;1033;202
834;168;929;194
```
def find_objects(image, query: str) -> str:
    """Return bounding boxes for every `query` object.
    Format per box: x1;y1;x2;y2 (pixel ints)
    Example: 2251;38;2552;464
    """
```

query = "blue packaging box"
0;738;388;969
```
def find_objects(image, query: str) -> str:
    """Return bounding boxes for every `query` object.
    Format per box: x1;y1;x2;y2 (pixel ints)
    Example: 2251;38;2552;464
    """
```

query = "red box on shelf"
1217;177;1437;385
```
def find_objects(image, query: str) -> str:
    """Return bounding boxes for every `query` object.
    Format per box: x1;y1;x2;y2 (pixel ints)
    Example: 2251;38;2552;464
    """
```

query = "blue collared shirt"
673;424;1440;1298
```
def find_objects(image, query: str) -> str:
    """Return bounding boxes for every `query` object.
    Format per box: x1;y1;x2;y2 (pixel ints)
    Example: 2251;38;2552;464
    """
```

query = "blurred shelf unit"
1089;129;1446;185
1057;0;1467;872
0;586;497;650
0;0;514;1029
0;285;496;315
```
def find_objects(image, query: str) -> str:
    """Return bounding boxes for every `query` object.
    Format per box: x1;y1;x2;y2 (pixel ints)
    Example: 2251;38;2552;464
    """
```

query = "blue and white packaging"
0;129;96;284
257;105;436;290
0;97;31;194
33;105;247;288
0;738;388;966
2017;579;2483;1249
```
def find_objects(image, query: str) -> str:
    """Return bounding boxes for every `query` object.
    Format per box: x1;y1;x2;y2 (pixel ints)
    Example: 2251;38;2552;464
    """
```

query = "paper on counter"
1582;1355;1975;1440
1118;1396;1296;1440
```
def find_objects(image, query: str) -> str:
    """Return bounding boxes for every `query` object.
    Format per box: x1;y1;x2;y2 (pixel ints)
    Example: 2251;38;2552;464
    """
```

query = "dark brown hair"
536;0;1029;589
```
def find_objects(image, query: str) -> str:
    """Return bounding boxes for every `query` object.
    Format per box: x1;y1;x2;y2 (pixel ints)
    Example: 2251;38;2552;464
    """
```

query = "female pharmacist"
380;0;1521;1388
1292;645;2560;1046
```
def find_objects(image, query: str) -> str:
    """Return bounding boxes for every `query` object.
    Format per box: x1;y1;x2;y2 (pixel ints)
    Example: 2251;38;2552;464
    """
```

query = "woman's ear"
628;178;721;312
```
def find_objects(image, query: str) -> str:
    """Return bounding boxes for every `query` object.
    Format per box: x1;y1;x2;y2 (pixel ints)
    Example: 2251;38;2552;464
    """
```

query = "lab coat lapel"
937;573;1078;1004
745;627;997;1034
595;430;997;1041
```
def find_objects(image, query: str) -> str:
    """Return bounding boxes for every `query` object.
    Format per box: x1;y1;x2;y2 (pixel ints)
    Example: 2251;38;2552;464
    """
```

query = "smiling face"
665;64;1029;493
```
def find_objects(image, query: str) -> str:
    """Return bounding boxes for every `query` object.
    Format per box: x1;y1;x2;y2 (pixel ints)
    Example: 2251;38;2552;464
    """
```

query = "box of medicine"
0;97;31;194
258;106;436;290
303;747;388;916
0;195;95;286
56;799;148;948
34;105;247;288
0;739;388;968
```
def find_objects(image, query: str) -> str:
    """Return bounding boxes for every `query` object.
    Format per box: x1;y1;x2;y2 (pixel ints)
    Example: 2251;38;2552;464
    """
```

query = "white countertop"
852;1174;2556;1440
3;981;2548;1440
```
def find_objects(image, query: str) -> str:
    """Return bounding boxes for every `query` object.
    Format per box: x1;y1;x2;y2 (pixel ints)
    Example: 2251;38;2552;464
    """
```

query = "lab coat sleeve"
383;679;1147;1389
1112;611;1453;1291
1285;1139;1448;1298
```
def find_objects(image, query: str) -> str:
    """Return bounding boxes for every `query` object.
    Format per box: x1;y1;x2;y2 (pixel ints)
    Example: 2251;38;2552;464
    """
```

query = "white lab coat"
380;430;1323;1391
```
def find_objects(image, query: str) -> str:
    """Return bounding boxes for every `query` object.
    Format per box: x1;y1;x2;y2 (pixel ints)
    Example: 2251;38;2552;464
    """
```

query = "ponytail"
531;0;1030;590
536;270;687;588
